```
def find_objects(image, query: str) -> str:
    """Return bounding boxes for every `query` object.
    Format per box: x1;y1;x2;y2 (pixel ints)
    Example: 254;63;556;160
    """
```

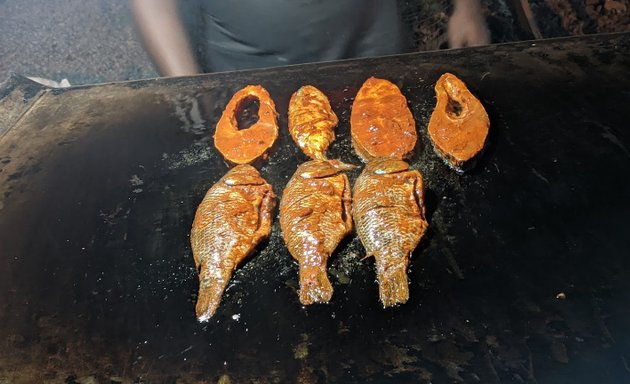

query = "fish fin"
377;263;409;308
412;173;427;219
254;187;275;238
328;159;358;171
298;159;356;179
195;267;232;322
298;265;333;305
369;158;410;175
341;174;353;231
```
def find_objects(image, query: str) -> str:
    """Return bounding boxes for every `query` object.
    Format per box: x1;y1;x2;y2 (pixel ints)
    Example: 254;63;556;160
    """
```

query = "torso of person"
187;0;410;72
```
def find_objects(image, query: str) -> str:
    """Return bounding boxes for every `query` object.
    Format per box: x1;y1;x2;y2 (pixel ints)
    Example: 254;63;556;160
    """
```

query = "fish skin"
288;85;338;160
352;158;428;307
191;165;275;321
279;159;354;305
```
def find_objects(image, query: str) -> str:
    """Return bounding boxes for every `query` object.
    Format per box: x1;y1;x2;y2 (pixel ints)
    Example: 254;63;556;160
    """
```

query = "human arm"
130;0;200;76
447;0;491;48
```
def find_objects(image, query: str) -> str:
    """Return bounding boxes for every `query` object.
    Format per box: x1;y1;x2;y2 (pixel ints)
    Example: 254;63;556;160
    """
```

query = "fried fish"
288;85;338;160
214;85;279;165
351;77;417;162
353;158;428;307
428;73;489;173
191;165;275;321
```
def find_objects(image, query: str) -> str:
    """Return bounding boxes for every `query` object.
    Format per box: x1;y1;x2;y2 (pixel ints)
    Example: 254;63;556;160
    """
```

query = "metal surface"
1;33;630;383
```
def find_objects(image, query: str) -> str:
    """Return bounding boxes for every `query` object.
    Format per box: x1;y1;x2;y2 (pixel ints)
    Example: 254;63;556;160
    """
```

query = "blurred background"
0;0;628;86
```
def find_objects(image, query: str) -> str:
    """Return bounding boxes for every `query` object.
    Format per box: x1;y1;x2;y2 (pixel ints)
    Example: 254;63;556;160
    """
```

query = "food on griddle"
191;165;275;321
353;158;428;307
280;159;354;305
214;85;279;164
350;77;417;162
427;73;489;173
288;85;338;160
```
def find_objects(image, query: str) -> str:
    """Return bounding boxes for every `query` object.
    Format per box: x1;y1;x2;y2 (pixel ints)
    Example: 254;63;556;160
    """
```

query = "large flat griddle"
1;33;629;383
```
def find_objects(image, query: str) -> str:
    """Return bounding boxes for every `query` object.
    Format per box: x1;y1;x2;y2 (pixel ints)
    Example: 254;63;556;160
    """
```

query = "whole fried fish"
288;85;338;160
280;159;354;305
353;158;428;307
428;73;489;173
191;165;275;321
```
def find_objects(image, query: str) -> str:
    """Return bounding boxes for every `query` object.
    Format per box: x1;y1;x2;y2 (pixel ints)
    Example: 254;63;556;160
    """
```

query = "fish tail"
195;266;232;322
376;262;409;308
298;265;333;305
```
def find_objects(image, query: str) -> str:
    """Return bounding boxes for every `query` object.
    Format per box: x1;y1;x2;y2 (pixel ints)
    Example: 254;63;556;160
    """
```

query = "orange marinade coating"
352;158;428;307
191;165;275;321
427;73;489;173
214;85;279;164
350;77;417;162
279;159;354;305
288;85;338;160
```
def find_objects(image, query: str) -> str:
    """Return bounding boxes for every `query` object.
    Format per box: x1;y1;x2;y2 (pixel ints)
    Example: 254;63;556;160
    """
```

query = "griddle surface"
1;33;629;383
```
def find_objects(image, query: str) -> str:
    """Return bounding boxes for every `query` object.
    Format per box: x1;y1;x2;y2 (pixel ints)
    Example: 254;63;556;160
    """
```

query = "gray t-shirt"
186;1;410;72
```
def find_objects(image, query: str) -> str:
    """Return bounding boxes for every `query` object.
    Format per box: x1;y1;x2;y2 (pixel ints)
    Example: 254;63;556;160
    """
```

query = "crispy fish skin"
191;165;275;321
214;85;279;165
351;77;417;162
280;160;354;305
288;85;338;160
428;73;489;173
353;158;428;307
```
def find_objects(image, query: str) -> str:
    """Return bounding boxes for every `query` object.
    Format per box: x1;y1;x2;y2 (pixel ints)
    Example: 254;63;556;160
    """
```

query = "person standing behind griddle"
130;0;490;77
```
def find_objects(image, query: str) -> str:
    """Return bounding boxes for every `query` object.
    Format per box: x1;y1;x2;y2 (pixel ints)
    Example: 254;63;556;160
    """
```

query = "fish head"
366;158;410;175
298;159;356;179
223;164;265;186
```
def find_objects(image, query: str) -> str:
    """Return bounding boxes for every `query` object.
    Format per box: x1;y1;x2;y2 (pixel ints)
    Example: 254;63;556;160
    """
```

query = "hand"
447;0;491;48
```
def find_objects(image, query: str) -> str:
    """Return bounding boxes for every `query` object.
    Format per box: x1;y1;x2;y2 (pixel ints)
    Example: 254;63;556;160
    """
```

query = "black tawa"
1;33;629;383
